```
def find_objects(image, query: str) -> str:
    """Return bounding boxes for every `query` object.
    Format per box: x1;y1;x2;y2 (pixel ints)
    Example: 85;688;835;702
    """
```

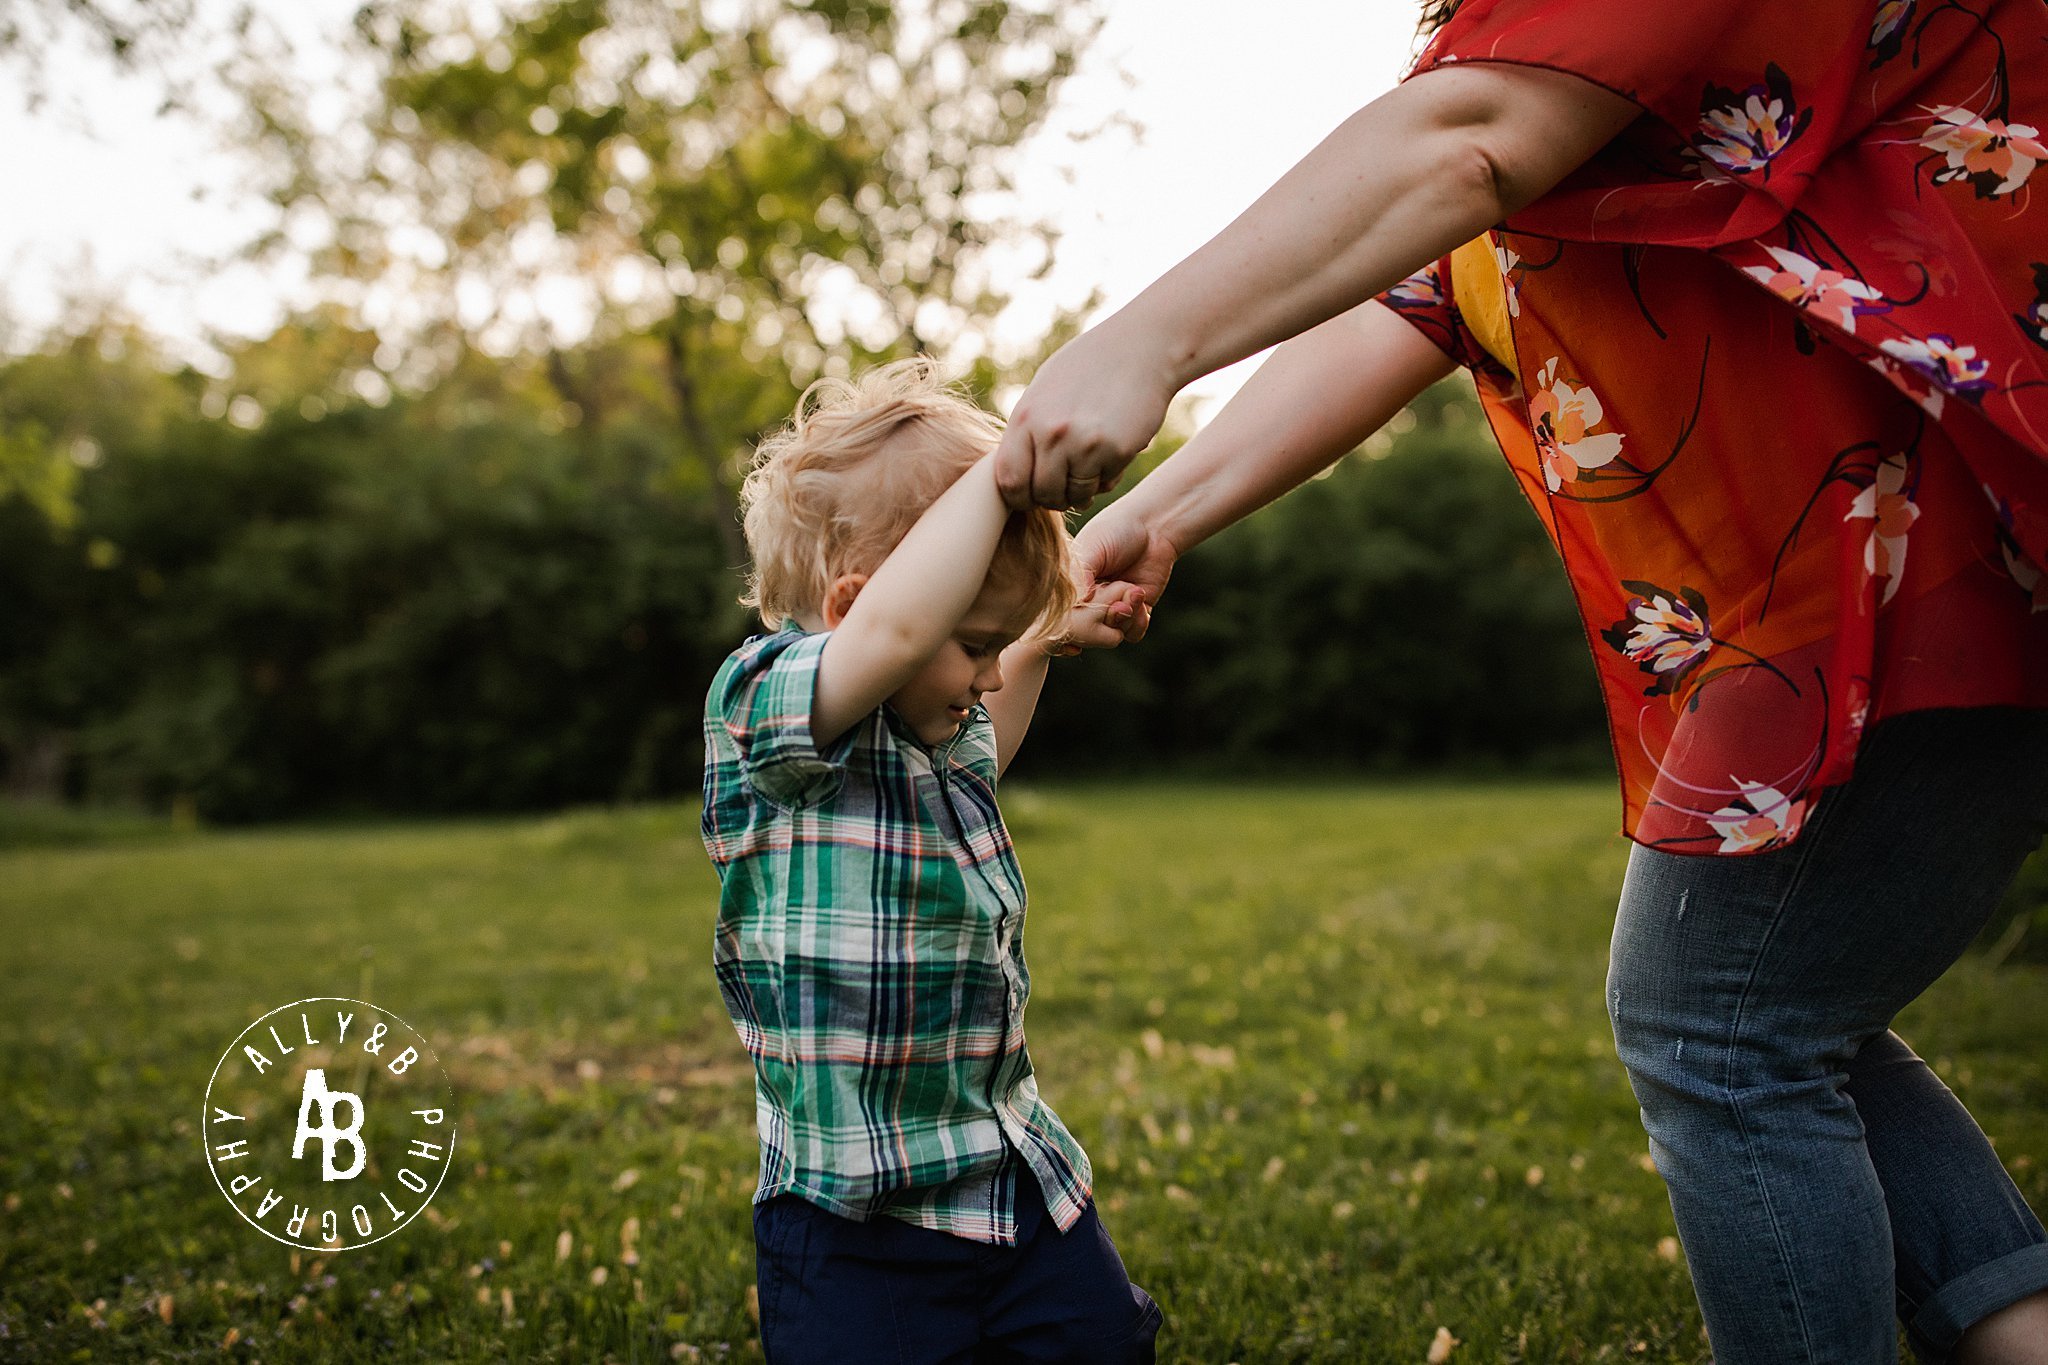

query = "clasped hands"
993;329;1179;655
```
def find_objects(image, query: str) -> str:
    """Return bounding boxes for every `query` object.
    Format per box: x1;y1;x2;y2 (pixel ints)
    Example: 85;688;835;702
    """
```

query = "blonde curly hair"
739;357;1075;633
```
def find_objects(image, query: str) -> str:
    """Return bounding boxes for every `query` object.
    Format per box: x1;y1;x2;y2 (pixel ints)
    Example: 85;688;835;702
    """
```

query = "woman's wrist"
1106;450;1205;561
1097;287;1209;397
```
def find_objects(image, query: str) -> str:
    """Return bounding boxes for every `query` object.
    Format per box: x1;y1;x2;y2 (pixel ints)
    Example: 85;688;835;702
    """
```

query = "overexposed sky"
0;1;1422;414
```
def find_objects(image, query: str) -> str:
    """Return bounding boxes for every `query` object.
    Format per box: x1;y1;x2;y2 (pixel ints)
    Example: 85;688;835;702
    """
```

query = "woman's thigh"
1606;705;2048;1360
1610;705;2048;1071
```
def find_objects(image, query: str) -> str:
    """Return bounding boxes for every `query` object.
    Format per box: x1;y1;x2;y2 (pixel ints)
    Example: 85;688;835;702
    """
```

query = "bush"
1022;381;1608;779
3;393;749;821
2;349;1609;820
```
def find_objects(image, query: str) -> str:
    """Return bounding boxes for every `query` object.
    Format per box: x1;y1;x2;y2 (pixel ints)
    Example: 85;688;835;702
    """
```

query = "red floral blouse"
1379;0;2048;855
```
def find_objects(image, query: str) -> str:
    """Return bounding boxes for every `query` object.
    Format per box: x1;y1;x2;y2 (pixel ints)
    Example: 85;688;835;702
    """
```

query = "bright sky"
0;1;1423;415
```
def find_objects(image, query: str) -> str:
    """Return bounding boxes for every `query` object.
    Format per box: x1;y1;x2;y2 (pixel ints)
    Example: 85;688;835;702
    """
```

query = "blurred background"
2;6;2042;1360
0;0;1613;826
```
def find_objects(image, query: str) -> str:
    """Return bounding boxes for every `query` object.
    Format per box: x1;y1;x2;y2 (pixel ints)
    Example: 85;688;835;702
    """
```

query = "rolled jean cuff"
1909;1242;2048;1358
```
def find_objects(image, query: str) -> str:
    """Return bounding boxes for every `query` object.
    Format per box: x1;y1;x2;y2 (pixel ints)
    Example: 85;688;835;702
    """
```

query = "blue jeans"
753;1175;1161;1364
1609;705;2048;1363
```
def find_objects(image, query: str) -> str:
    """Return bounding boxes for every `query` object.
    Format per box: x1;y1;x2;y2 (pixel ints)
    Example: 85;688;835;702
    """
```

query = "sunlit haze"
0;1;1423;419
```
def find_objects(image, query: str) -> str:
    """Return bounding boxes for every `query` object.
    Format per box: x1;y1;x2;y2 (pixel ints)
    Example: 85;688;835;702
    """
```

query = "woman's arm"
995;62;1639;511
1075;296;1456;640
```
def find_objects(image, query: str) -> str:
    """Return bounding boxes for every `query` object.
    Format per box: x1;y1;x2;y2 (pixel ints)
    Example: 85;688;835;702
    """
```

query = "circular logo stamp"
202;998;457;1250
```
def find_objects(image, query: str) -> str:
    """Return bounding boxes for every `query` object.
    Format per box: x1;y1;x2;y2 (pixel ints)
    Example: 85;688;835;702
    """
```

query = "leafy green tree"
0;411;75;531
0;319;198;529
3;348;741;820
237;0;1106;559
1;336;1611;818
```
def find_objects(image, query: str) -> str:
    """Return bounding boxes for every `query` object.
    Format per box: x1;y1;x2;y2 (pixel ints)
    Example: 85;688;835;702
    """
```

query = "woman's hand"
992;319;1181;513
992;62;1637;517
1048;296;1452;650
1071;505;1179;645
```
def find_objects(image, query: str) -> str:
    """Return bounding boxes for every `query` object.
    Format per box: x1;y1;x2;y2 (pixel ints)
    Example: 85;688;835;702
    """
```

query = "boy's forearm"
985;638;1054;775
1125;298;1453;559
844;456;1007;646
813;456;1008;740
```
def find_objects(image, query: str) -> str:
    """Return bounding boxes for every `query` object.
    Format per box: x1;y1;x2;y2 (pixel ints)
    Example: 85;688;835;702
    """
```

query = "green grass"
3;784;2044;1362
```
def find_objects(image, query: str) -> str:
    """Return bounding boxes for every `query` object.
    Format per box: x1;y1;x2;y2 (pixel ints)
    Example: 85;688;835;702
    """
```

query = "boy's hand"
1039;585;1148;657
1073;505;1171;644
987;583;1140;775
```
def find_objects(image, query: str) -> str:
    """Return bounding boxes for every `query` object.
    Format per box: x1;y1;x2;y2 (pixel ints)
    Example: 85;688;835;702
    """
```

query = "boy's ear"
820;573;869;628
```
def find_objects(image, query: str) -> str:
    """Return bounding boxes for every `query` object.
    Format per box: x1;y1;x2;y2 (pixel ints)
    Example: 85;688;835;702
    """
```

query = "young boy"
701;358;1161;1363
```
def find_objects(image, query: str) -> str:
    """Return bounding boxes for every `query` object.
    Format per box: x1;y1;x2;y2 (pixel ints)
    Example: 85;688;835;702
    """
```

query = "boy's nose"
975;662;1005;693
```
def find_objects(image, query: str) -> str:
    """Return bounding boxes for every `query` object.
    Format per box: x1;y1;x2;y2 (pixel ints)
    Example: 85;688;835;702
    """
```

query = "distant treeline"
1;326;1608;823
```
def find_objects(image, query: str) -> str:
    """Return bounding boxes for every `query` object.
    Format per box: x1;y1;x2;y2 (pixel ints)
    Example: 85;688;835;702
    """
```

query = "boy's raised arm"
810;454;1009;747
981;592;1130;775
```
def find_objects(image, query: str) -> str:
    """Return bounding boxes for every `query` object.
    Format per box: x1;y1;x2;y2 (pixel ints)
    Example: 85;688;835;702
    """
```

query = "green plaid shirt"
701;625;1093;1245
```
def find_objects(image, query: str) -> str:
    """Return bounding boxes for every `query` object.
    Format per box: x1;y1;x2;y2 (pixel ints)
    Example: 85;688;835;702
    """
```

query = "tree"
0;0;276;528
0;0;281;120
235;0;1107;562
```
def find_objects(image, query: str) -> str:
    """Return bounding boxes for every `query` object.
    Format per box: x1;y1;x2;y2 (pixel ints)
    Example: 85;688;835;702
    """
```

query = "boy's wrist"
1017;628;1068;660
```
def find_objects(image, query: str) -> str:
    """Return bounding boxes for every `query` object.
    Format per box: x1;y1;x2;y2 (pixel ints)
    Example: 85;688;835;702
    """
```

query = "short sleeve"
1410;0;1762;116
711;629;857;810
1407;0;1897;249
1376;258;1499;377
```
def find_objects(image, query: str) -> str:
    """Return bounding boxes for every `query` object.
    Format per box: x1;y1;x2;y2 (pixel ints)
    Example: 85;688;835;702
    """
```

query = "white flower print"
1530;357;1626;493
1843;452;1918;606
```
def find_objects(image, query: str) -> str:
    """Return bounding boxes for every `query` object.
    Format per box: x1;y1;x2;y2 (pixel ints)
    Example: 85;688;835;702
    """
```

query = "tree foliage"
1;321;1611;820
0;0;214;112
237;0;1106;556
0;318;743;819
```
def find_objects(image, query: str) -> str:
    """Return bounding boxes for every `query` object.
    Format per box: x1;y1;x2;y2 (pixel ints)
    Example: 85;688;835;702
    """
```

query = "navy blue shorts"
752;1178;1162;1364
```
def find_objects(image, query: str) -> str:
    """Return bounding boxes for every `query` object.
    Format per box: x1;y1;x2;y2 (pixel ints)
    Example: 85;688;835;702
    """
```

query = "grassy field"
3;782;2044;1363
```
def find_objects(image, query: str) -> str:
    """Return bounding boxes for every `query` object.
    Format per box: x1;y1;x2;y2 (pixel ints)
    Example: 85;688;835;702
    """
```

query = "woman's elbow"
1408;63;1640;218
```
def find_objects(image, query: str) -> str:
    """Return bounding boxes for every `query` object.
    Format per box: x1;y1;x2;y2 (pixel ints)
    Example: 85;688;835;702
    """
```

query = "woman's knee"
1606;867;1851;1134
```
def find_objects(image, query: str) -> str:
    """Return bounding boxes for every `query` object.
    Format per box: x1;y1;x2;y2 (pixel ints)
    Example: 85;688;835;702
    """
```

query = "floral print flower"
1916;106;2046;199
1843;452;1918;606
1383;264;1445;313
1601;581;1712;695
1864;353;1945;419
1877;333;1993;404
1708;781;1811;853
1983;484;2048;614
1868;0;1914;66
1530;357;1626;493
2018;263;2048;352
1688;64;1813;180
1495;240;1522;318
1743;247;1889;335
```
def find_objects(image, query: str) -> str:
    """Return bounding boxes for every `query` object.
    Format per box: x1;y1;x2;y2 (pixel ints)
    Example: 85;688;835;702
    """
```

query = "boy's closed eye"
959;634;1015;659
